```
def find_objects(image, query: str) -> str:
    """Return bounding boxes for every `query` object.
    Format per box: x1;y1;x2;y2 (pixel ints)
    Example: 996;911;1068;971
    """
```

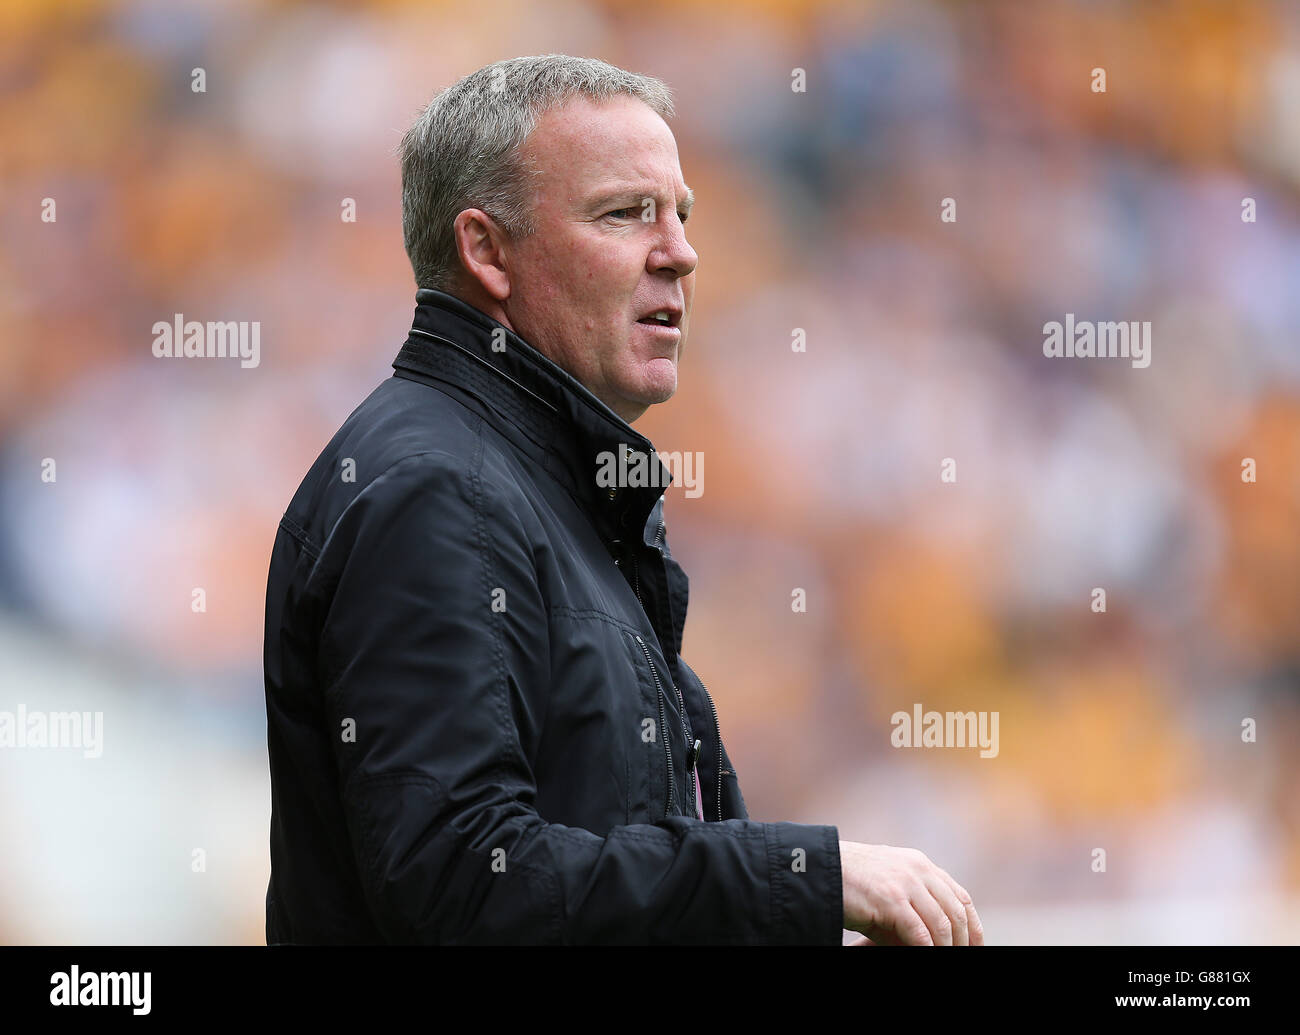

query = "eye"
604;208;636;220
678;211;689;225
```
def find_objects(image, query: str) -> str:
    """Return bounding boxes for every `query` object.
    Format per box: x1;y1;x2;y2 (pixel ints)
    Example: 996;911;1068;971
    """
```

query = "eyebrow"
589;185;695;215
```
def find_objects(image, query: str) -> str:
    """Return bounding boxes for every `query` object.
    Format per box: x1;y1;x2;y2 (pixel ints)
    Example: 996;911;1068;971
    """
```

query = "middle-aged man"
262;54;983;946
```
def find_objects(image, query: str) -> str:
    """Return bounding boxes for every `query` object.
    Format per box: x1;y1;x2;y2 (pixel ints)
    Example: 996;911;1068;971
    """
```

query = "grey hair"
399;54;675;292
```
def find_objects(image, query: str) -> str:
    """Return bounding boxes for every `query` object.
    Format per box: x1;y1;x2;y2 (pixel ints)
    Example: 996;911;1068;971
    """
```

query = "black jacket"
262;288;844;944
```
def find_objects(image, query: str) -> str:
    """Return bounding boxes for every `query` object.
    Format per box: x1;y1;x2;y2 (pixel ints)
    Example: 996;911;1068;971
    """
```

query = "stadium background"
2;0;1298;944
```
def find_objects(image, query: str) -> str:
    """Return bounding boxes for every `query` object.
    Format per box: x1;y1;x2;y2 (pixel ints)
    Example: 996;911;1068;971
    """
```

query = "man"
262;54;982;946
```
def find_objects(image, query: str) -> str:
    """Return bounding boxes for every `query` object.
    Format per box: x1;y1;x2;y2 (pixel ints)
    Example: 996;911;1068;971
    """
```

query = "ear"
452;208;511;304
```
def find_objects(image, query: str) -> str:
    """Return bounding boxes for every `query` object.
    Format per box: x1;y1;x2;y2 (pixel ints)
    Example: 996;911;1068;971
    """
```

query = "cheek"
555;241;605;297
574;252;629;328
540;235;639;331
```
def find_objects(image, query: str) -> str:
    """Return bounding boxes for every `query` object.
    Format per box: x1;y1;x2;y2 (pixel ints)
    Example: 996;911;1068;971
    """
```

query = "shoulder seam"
278;513;321;561
309;448;481;580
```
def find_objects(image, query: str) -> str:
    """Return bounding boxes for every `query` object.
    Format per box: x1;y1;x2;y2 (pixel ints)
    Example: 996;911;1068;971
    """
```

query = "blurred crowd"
1;0;1298;943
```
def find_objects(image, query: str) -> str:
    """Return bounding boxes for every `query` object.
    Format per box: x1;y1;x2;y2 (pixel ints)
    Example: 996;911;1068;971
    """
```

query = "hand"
840;840;984;946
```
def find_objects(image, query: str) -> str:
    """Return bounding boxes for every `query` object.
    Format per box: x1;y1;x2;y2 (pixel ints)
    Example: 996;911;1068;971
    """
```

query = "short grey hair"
399;54;675;292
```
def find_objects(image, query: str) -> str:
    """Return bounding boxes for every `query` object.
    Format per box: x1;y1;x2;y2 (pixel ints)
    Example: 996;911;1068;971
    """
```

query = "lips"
635;306;682;328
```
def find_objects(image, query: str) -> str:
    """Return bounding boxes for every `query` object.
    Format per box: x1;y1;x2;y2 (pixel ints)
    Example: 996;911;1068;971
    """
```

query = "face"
499;93;698;424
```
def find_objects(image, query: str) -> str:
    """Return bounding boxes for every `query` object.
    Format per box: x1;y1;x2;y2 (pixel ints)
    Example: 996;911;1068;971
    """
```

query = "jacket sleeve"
316;450;843;945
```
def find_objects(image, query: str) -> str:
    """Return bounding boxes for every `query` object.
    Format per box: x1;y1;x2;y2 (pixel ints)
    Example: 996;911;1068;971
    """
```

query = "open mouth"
636;310;680;328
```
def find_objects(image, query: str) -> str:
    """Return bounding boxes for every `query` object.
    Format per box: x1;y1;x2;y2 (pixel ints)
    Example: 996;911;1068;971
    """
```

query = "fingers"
907;882;955;945
919;872;969;945
840;841;984;947
935;866;985;946
891;888;938;946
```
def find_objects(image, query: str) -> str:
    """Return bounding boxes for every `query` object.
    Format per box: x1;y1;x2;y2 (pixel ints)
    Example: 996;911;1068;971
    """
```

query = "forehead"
522;94;686;199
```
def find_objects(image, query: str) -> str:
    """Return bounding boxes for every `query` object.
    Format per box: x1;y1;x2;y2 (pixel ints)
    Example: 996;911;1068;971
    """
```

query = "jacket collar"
392;288;671;546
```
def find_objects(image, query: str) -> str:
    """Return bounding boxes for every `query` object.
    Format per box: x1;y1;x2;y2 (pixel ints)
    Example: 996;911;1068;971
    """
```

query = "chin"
615;389;674;425
642;359;678;395
635;384;676;410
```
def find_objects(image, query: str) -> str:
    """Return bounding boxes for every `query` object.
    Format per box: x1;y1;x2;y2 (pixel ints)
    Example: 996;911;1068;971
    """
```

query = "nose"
648;211;698;279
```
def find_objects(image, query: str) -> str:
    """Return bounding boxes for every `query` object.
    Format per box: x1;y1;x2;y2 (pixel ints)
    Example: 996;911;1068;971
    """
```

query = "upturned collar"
392;288;671;546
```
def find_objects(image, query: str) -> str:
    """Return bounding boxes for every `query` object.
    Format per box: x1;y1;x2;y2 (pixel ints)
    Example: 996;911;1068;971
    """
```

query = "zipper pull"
687;737;702;772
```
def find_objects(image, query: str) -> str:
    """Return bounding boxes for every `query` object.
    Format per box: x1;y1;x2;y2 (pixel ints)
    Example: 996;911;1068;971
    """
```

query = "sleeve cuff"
763;822;843;945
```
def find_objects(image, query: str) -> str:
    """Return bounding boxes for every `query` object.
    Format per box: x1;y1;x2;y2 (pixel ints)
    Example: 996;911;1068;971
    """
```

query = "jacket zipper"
631;513;668;604
632;511;700;820
636;634;676;818
697;675;723;822
647;514;701;816
674;679;697;819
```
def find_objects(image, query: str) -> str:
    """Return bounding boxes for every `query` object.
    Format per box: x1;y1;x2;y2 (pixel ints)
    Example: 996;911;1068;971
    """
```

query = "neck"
438;280;645;426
